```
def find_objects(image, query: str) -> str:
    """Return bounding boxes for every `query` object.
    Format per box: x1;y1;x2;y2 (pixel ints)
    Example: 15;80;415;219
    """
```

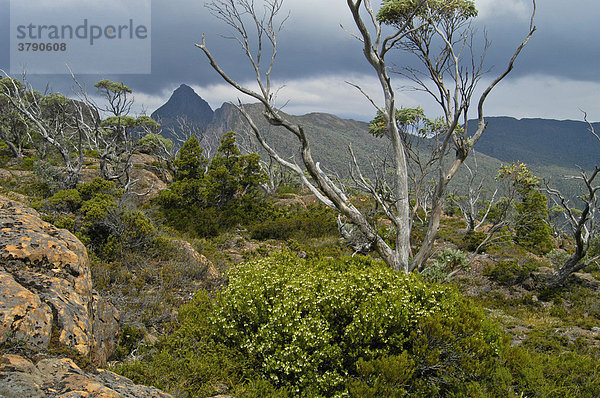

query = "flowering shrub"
211;252;502;396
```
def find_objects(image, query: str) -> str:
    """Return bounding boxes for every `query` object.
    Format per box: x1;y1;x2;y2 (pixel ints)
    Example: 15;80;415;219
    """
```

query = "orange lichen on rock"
0;196;118;366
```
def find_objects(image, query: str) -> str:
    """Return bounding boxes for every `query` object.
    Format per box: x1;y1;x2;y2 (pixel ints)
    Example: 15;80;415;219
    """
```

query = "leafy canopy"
497;162;540;193
377;0;478;25
94;79;132;95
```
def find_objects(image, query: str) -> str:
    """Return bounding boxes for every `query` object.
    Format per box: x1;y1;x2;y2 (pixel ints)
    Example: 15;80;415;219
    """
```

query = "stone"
174;240;219;279
0;196;119;366
0;354;173;398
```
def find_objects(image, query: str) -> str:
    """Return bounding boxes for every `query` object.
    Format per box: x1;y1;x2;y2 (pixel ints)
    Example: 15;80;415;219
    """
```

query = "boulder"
174;240;219;279
0;353;173;398
0;196;119;365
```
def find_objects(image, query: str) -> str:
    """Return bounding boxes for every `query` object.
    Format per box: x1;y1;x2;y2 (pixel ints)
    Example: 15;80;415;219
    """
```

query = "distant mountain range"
471;117;599;171
151;85;599;197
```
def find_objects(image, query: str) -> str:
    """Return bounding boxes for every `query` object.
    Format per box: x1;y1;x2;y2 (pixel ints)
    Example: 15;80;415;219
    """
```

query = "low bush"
503;344;600;397
421;248;469;283
249;205;337;241
114;291;285;397
114;252;600;397
462;230;487;252
211;253;508;396
484;259;540;286
43;178;155;259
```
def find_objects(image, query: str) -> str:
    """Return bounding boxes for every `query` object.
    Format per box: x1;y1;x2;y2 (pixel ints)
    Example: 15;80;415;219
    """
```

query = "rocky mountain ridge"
151;84;214;141
151;85;599;198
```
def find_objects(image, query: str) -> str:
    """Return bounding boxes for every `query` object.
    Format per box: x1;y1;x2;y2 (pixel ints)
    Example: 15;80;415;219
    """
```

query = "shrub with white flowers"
211;252;492;396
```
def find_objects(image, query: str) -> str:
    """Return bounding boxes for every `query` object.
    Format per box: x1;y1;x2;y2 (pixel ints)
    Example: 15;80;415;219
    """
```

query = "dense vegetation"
1;74;600;397
115;253;600;397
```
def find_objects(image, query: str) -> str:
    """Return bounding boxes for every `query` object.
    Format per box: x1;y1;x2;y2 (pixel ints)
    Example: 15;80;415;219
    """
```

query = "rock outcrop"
175;240;219;280
0;354;172;398
0;197;176;397
0;196;119;365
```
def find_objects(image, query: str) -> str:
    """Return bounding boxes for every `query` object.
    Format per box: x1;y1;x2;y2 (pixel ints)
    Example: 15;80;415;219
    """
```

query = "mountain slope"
204;102;390;177
470;117;600;170
151;84;214;140
151;86;598;199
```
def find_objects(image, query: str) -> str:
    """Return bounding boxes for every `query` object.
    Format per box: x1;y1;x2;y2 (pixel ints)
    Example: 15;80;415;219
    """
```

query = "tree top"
377;0;478;25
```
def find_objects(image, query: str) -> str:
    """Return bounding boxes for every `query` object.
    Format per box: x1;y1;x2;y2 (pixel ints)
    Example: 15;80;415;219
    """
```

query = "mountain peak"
151;84;215;140
174;83;195;94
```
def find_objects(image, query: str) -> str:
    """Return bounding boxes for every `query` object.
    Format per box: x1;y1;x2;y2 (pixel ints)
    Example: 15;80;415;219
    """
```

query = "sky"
0;0;599;122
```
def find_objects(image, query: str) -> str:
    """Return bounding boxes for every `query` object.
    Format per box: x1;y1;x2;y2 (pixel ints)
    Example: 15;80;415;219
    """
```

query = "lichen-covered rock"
90;292;121;365
175;240;219;279
0;196;119;365
0;270;53;348
0;354;173;398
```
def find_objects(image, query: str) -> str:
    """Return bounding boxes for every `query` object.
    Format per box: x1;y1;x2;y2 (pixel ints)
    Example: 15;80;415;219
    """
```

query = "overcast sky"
1;0;599;122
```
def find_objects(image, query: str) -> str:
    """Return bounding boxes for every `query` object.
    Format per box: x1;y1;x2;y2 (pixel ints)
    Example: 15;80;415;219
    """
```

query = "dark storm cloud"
0;0;9;72
1;0;599;119
473;0;600;82
1;0;366;97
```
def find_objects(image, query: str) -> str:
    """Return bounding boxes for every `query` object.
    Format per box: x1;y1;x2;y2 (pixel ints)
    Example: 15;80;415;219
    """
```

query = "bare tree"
71;78;159;191
0;73;86;188
0;77;32;159
543;117;600;288
448;155;498;234
197;0;535;272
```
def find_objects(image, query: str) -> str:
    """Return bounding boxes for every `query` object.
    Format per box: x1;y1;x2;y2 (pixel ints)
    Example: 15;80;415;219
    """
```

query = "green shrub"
462;230;487;252
138;133;173;154
348;305;510;397
114;291;284;398
504;345;600;397
484;259;539;286
77;177;122;201
421;248;469;283
157;133;269;238
249;205;337;241
52;215;76;231
276;184;301;195
41;178;155;259
19;155;36;171
80;193;118;222
211;253;507;396
46;188;82;213
114;324;146;361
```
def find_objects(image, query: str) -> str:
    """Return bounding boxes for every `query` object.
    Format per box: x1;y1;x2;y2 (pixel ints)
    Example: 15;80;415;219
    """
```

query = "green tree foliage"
157;132;268;236
515;190;554;254
497;162;553;254
377;0;478;25
497;162;540;194
174;135;206;182
138;133;173;155
369;107;426;138
206;132;265;208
